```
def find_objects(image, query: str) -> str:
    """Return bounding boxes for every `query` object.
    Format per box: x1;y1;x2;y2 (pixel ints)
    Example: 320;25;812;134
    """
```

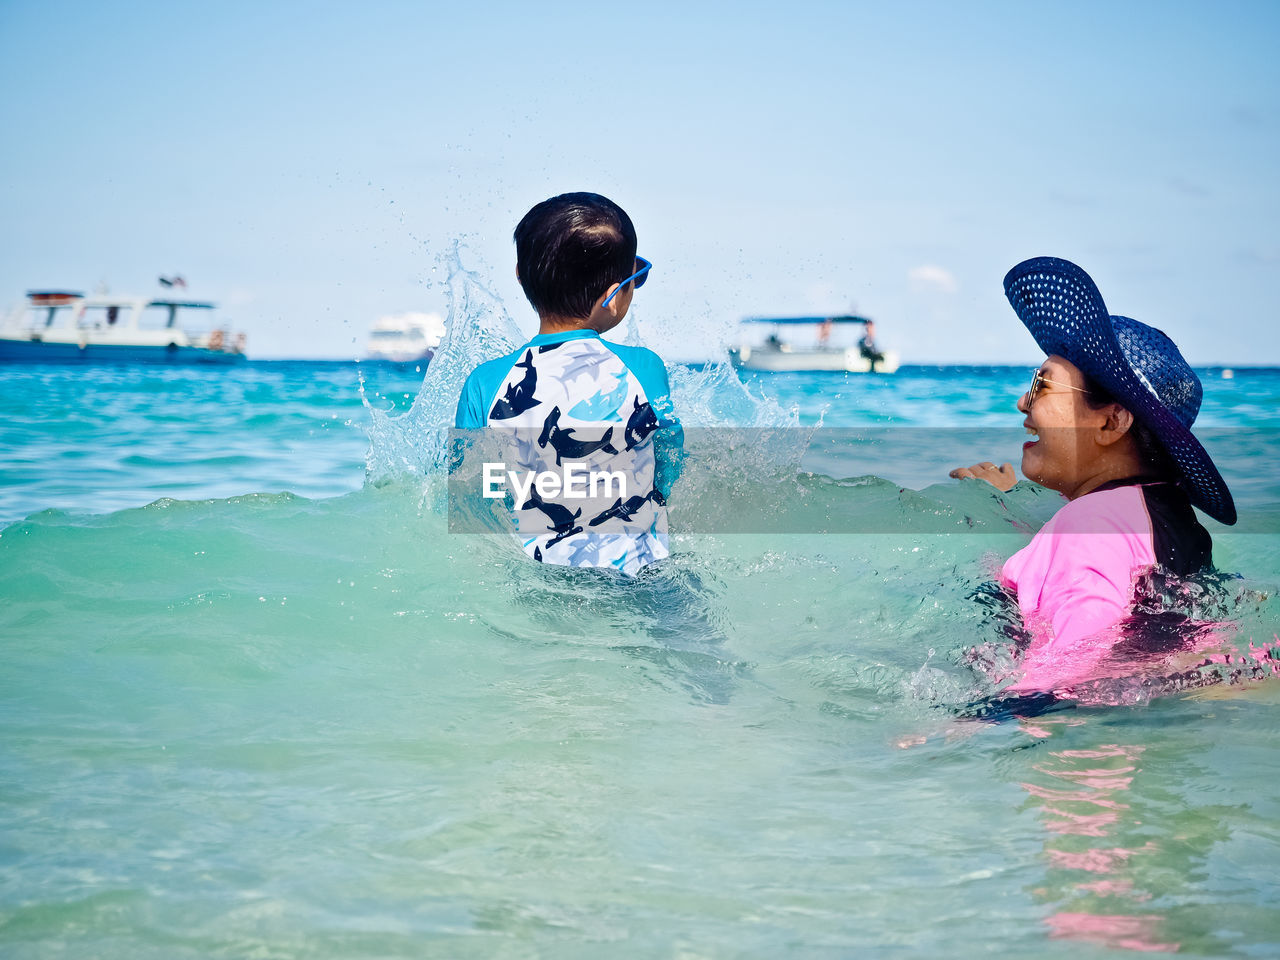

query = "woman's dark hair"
1081;373;1181;480
513;193;637;320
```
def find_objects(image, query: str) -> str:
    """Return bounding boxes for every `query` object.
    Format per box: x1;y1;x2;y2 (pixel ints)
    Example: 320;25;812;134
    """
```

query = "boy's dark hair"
513;193;637;320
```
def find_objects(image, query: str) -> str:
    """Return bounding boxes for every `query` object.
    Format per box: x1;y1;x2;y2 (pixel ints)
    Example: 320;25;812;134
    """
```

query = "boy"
454;192;682;576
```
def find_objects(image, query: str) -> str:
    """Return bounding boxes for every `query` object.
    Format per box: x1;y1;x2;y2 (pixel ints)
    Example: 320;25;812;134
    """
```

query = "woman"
951;257;1236;696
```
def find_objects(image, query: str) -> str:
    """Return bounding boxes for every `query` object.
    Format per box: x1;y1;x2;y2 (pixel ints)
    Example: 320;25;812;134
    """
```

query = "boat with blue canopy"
728;315;899;373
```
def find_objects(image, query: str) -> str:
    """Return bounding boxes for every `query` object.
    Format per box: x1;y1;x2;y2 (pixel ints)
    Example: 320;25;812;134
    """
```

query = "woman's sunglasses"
1027;367;1089;407
601;257;652;308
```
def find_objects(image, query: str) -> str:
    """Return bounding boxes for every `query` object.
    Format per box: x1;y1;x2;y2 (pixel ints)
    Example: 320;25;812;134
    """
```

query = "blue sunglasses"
601;256;652;308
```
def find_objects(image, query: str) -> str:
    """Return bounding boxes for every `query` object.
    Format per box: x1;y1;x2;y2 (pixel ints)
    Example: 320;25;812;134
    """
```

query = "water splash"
363;243;523;486
669;361;800;430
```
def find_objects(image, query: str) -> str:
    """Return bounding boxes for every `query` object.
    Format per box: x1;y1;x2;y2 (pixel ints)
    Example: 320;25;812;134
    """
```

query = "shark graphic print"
455;330;681;576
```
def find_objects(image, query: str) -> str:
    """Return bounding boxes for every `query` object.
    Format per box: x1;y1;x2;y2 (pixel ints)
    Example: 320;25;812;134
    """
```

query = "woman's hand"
949;461;1017;492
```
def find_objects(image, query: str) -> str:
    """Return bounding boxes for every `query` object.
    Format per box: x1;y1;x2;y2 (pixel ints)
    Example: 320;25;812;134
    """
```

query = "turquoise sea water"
3;270;1279;957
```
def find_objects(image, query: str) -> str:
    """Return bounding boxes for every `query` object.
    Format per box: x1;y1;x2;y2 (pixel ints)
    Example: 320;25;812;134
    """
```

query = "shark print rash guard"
1000;477;1212;693
455;328;683;576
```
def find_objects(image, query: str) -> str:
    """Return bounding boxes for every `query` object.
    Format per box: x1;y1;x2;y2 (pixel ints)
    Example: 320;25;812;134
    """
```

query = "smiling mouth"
1023;425;1038;448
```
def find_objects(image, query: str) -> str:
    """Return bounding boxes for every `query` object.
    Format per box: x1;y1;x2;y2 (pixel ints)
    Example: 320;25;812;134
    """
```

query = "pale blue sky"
1;0;1276;362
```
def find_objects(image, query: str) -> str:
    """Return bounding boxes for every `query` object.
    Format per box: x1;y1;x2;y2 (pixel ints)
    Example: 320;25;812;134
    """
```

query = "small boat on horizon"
728;315;900;373
364;311;445;365
0;286;247;365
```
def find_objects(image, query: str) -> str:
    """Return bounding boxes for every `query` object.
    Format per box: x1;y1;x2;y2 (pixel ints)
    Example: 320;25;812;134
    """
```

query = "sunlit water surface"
2;264;1278;957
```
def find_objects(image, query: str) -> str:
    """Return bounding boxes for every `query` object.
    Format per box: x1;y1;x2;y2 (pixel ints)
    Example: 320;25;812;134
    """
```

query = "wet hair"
513;193;637;320
1081;374;1181;480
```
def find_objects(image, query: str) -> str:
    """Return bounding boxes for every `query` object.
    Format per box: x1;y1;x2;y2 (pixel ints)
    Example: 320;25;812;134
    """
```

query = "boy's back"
457;328;678;575
453;192;681;576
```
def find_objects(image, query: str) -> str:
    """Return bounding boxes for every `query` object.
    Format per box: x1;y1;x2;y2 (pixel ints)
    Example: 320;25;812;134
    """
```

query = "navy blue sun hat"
1003;256;1236;525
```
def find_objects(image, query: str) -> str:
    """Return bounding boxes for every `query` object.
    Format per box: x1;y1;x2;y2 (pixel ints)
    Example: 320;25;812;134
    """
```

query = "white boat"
0;289;246;364
728;315;900;373
364;311;445;364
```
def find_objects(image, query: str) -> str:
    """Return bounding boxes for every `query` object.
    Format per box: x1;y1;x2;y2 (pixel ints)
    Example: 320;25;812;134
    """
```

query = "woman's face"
1018;355;1112;497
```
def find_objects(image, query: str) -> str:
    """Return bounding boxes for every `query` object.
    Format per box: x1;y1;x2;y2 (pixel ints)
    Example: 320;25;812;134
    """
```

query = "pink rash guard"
1000;479;1211;694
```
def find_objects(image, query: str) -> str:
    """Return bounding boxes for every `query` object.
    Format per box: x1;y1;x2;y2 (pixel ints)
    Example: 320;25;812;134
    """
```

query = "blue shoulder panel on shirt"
600;342;673;417
454;349;525;429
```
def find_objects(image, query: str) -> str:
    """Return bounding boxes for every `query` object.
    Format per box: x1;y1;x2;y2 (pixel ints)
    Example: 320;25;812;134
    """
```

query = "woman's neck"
1063;444;1146;500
